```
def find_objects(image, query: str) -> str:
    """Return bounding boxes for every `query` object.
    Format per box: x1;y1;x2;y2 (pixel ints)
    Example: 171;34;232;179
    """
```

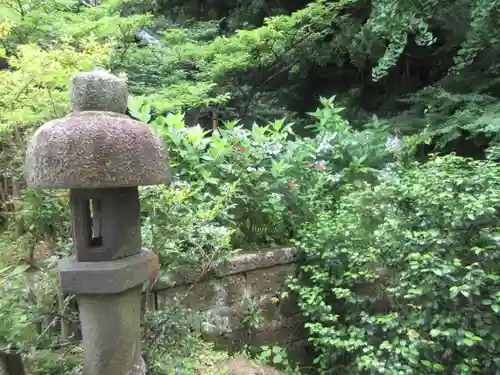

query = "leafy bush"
142;301;231;375
0;261;70;359
140;181;237;278
144;110;316;247
290;154;500;374
0;264;37;350
25;346;82;375
135;97;395;249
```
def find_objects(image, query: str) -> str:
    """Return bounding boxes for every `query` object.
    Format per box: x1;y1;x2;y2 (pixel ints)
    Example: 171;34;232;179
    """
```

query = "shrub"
135;96;394;249
139;181;237;278
290;154;500;374
148;111;320;248
0;264;37;350
142;302;231;375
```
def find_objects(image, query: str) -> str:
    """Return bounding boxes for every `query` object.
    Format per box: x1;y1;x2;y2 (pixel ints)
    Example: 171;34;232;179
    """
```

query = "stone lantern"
24;69;170;375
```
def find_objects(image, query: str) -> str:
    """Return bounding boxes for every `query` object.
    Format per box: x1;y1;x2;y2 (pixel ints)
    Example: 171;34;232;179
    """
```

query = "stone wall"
149;246;310;357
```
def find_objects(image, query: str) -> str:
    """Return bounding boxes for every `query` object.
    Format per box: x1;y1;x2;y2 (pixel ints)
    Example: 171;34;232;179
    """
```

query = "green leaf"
463;338;474;346
430;329;441;337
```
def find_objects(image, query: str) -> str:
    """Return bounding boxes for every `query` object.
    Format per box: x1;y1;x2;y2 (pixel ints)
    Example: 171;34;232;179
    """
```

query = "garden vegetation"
0;0;499;374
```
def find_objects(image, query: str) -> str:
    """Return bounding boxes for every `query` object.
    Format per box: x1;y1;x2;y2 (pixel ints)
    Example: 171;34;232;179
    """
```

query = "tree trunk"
58;288;70;341
0;348;25;375
11;177;23;237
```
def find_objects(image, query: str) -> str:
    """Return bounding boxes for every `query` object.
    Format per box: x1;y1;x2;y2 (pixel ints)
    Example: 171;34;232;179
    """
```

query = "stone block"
256;295;281;327
278;294;300;317
206;314;308;351
247;264;296;296
58;250;156;294
248;316;308;346
157;274;246;311
201;306;238;336
153;266;212;289
208;359;286;375
286;340;315;368
78;285;145;375
216;247;296;277
70;69;128;114
201;294;285;335
206;330;249;352
70;187;141;262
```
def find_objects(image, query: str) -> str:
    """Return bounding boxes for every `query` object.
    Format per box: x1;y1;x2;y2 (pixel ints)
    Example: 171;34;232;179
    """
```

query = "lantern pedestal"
78;286;146;375
59;250;156;375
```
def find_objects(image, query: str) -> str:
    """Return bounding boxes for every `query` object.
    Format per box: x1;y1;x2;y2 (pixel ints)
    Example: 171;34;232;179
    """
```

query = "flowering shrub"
148;113;318;247
289;154;500;374
134;96;394;249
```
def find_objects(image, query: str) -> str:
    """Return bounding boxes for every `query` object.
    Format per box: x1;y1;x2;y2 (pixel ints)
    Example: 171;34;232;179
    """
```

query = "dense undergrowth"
0;0;499;374
289;155;500;374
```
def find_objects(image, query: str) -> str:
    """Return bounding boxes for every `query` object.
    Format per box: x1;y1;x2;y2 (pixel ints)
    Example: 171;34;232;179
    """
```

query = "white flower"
316;132;335;154
269;193;283;202
264;142;282;155
385;135;402;153
247;166;265;173
259;181;270;189
232;127;250;140
200;225;229;237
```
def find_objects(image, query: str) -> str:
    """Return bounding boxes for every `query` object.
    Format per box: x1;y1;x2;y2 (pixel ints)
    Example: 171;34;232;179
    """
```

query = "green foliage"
15;189;70;243
140;97;392;248
0;34;111;124
25;346;83;375
256;345;301;375
148;112;306;247
143;304;231;375
289;154;500;374
122;0;500;151
0;0;151;50
140;181;236;275
0;264;36;349
118;0;356;122
118;21;231;113
0;256;71;366
1;1;500;373
241;295;264;330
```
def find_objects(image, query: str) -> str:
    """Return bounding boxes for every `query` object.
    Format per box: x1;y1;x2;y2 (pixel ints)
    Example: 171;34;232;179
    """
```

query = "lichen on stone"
69;68;129;114
25;70;170;189
25;111;170;188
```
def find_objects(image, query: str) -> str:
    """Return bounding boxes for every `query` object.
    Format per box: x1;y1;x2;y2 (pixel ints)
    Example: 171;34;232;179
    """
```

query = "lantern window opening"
88;198;103;247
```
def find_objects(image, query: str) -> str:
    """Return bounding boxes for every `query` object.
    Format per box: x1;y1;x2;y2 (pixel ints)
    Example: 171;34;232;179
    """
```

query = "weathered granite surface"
25;69;170;189
70;69;129;114
216;247;296;277
25;111;170;189
59;249;157;294
79;286;145;375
